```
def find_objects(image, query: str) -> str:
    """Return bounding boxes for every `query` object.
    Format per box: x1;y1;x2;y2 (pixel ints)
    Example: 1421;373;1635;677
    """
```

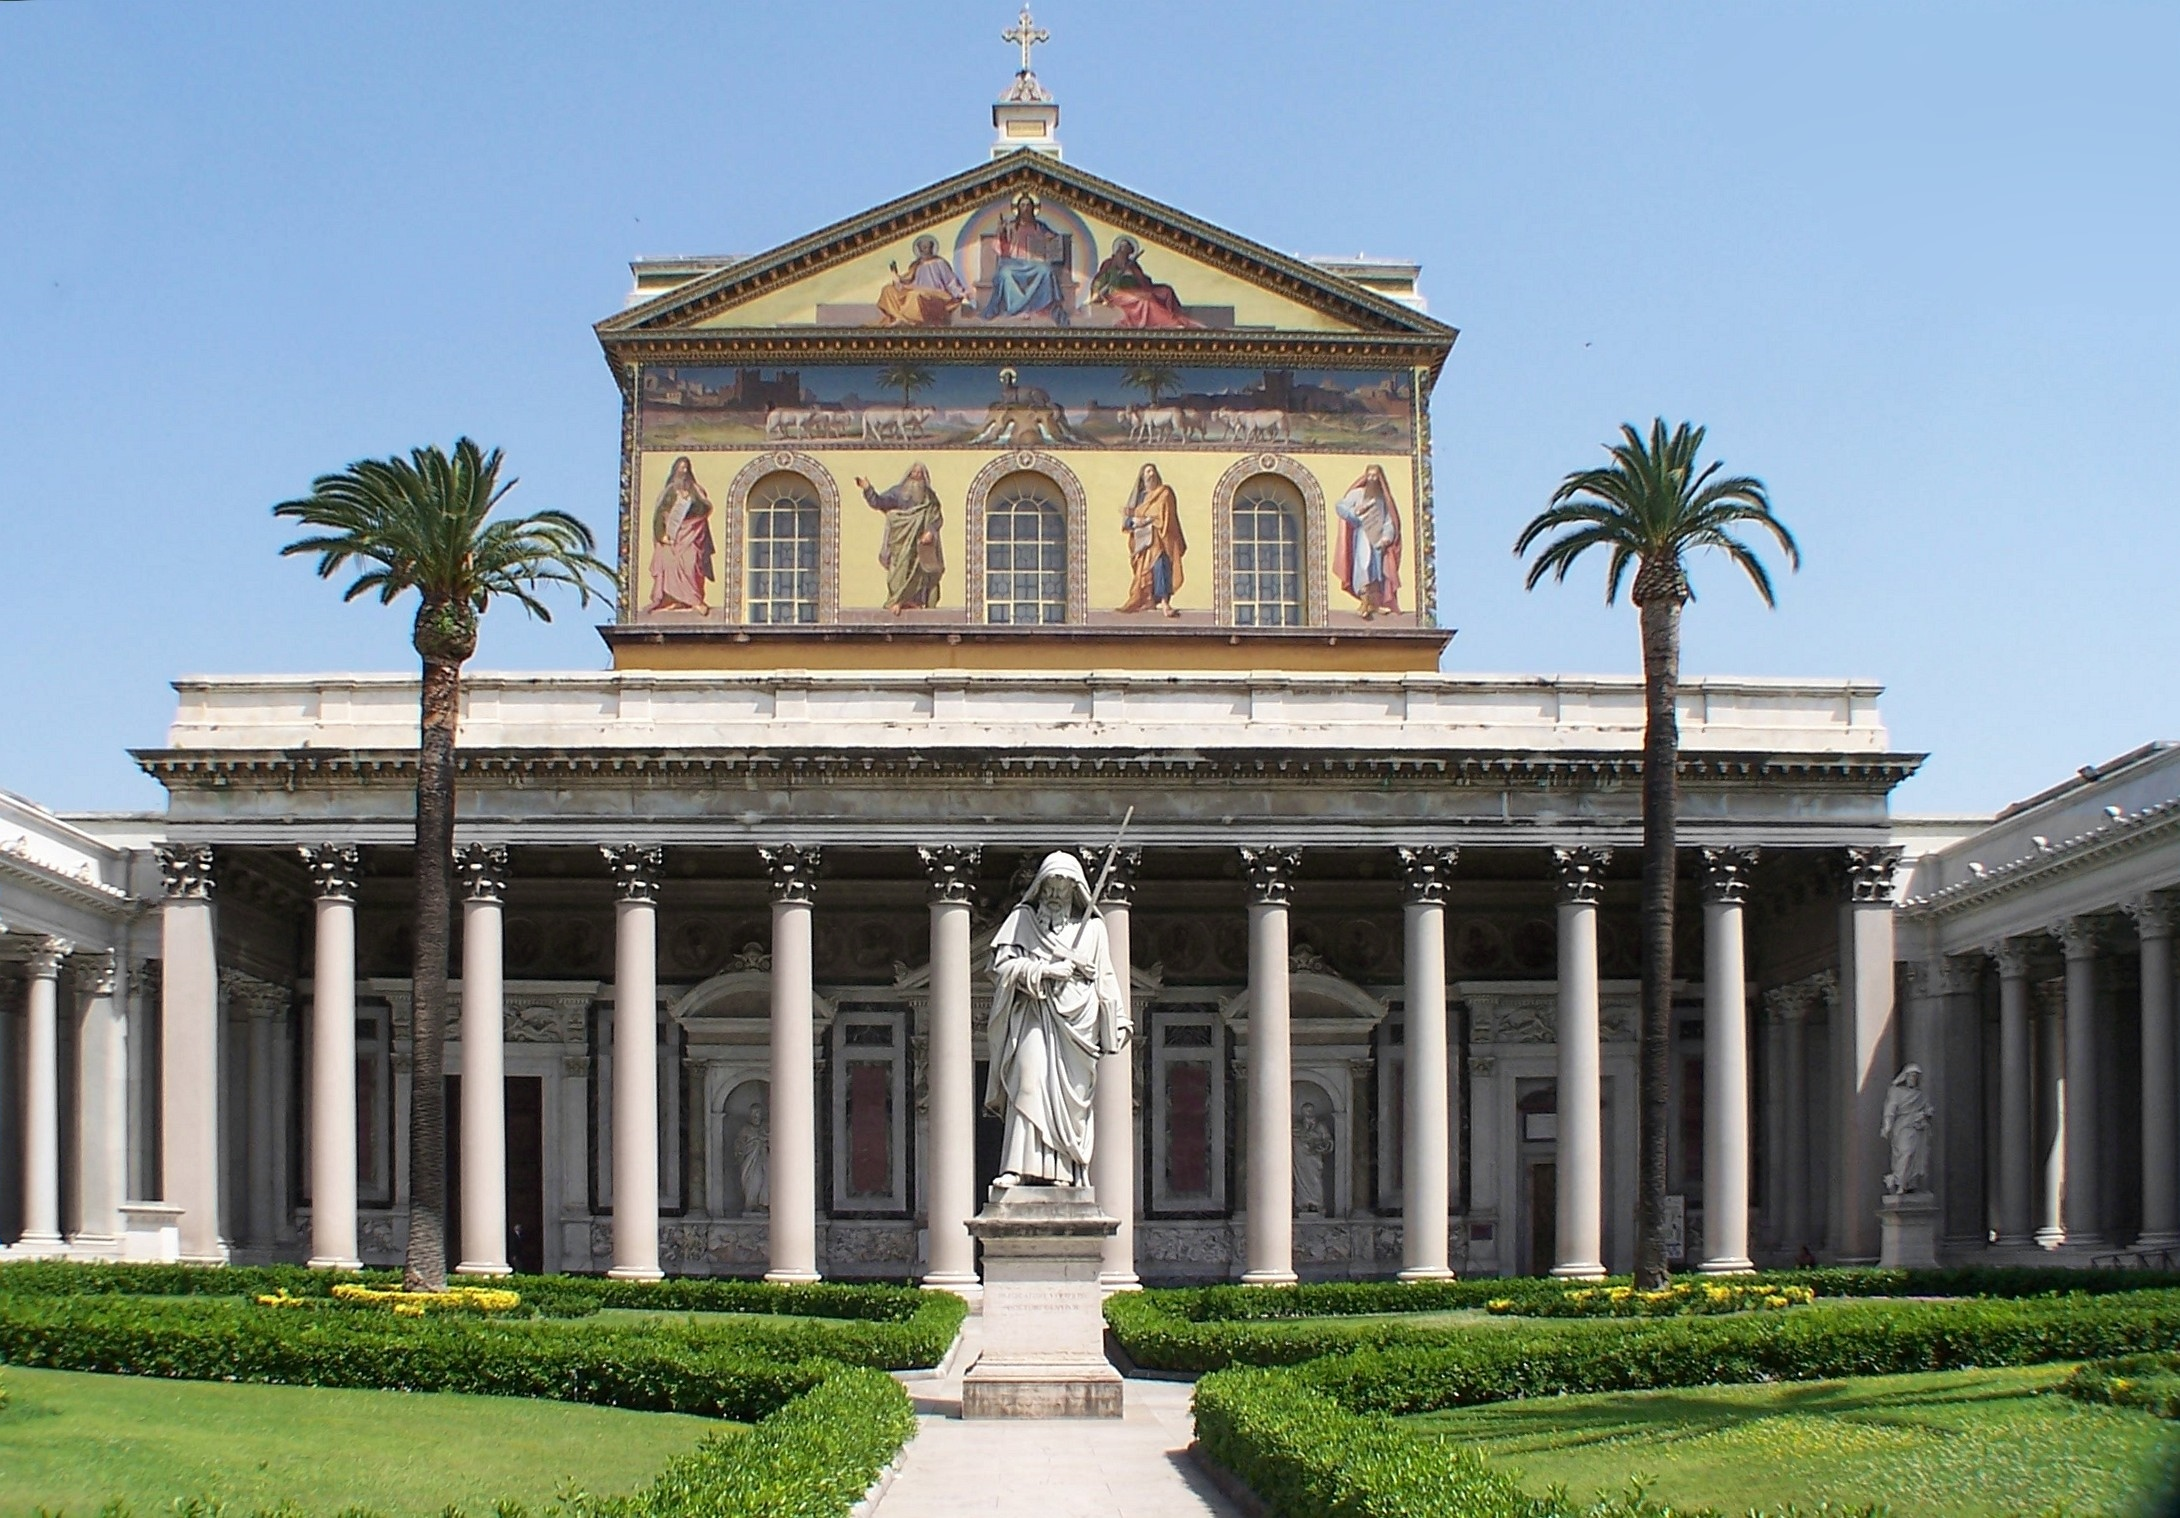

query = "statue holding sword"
984;813;1135;1187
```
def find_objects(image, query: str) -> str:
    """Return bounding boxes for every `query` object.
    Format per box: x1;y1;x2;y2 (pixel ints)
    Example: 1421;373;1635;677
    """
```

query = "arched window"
1229;474;1305;627
744;471;821;624
982;471;1068;625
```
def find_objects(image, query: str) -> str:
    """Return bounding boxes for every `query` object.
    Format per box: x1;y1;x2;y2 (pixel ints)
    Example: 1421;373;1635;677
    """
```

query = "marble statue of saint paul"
985;851;1130;1186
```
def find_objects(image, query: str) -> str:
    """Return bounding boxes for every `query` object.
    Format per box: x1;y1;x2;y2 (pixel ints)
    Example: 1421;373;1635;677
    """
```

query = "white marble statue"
735;1100;770;1214
985;850;1130;1187
1881;1063;1934;1196
1293;1101;1334;1215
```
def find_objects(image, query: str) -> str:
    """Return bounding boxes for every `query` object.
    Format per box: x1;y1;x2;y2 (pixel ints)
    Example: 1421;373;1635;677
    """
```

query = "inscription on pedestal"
962;1184;1124;1418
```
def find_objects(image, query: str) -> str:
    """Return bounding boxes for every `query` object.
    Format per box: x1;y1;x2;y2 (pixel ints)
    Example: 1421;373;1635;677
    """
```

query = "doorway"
445;1075;546;1275
1527;1160;1557;1276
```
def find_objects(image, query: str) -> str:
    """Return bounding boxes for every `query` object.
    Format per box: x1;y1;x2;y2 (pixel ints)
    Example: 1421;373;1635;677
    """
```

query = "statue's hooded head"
1892;1063;1923;1088
1021;850;1093;915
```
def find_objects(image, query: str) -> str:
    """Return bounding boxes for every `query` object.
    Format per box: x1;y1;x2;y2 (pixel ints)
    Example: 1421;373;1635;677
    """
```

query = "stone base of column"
764;1267;822;1284
607;1264;665;1281
6;1232;69;1260
2130;1232;2180;1253
1696;1256;1756;1275
307;1255;364;1271
1397;1265;1454;1282
1878;1193;1941;1269
1098;1271;1142;1293
66;1232;121;1259
1549;1261;1606;1281
456;1261;514;1277
1239;1267;1298;1286
920;1271;983;1302
962;1184;1122;1419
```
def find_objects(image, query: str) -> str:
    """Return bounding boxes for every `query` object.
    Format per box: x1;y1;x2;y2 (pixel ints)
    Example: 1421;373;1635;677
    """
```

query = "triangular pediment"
597;155;1455;341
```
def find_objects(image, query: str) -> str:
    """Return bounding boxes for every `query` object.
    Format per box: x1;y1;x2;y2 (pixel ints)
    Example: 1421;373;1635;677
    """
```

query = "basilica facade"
4;70;2165;1287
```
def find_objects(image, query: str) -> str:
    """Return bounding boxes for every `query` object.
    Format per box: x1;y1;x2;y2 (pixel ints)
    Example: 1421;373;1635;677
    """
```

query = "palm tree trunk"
1635;591;1683;1289
404;652;461;1291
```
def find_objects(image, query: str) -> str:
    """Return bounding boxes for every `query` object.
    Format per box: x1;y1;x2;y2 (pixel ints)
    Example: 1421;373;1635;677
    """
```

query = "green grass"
0;1366;732;1516
1405;1364;2180;1517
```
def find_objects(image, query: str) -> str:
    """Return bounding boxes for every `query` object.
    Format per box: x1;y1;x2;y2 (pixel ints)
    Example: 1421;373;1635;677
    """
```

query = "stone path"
871;1316;1241;1518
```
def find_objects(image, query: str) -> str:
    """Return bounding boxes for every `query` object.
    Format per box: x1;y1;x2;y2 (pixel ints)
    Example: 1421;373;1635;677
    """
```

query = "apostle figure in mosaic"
985;851;1130;1186
979;193;1071;325
876;235;971;327
1333;464;1403;618
1881;1064;1934;1196
735;1098;770;1214
646;456;716;614
856;465;946;612
1292;1100;1333;1215
1116;463;1186;616
1088;236;1202;329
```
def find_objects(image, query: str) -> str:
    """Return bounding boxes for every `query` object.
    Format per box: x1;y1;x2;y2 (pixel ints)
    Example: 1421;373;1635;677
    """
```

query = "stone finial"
456;844;511;904
26;936;72;978
601;845;665;905
919;845;983;904
298;844;362;902
1700;847;1759;906
1842;845;1903;904
157;844;216;900
1239;846;1302;906
1397;846;1458;905
760;845;822;904
1552;847;1612;906
1073;843;1142;905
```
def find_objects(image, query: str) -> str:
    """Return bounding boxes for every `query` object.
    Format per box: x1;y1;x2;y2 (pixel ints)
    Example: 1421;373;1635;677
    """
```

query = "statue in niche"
1292;1101;1334;1215
1881;1064;1933;1196
985;851;1129;1186
735;1099;770;1214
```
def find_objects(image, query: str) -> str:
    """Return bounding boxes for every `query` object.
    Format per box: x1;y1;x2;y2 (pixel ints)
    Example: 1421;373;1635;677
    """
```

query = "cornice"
598;327;1452;372
0;846;131;917
1901;794;2180;918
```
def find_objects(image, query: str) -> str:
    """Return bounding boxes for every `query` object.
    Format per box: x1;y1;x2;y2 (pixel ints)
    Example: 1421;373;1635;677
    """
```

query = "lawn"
0;1366;730;1516
1405;1364;2180;1517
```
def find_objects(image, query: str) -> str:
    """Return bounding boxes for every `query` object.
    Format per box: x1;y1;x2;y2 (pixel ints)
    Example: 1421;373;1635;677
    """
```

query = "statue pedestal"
1878;1191;1940;1269
962;1183;1123;1418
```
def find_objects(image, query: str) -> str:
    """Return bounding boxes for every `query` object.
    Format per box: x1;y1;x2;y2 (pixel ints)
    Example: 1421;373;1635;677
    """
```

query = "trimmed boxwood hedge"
2061;1352;2180;1420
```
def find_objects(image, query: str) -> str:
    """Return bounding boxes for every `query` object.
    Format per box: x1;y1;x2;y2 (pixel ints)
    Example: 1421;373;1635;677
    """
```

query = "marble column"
74;949;127;1247
604;845;664;1280
919;844;981;1294
1759;995;1789;1253
1551;846;1609;1280
302;845;361;1269
762;845;821;1284
158;845;226;1262
1835;846;1901;1262
1767;982;1815;1254
2056;917;2104;1248
457;845;511;1276
2131;896;2179;1249
1240;846;1300;1286
1086;843;1142;1290
1700;848;1757;1273
18;937;71;1252
2034;976;2066;1247
243;982;281;1247
1991;939;2034;1246
1397;846;1456;1281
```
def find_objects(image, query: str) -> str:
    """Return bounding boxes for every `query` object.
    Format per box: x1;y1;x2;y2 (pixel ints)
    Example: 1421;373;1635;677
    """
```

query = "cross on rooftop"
1003;6;1048;76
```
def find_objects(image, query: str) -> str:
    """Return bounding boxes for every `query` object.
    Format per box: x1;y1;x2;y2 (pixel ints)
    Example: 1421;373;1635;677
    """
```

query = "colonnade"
0;936;131;1258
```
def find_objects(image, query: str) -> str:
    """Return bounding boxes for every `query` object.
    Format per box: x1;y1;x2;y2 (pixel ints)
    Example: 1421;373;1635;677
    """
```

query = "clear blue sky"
3;2;2174;816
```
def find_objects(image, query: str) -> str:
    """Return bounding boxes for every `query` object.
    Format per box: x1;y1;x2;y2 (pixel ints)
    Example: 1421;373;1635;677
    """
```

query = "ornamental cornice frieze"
1901;795;2180;919
599;328;1450;372
0;846;132;916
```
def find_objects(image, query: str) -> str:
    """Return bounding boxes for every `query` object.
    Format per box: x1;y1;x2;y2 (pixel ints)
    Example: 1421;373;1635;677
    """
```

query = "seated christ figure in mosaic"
984;851;1130;1186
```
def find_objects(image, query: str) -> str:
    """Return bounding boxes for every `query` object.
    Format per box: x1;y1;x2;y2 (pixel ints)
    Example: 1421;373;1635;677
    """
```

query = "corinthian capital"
456;844;511;904
1988;938;2034;979
78;949;118;998
919;845;983;904
299;844;362;902
2053;916;2100;962
760;845;822;904
1239;846;1301;906
1397;845;1458;906
1700;847;1759;906
1074;843;1142;905
1842;845;1903;904
2127;893;2176;941
1553;847;1611;906
26;936;72;979
601;845;665;905
157;844;216;901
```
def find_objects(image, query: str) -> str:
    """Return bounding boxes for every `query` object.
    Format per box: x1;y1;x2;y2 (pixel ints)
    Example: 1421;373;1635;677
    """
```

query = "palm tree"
1515;419;1798;1289
276;439;613;1290
1121;364;1181;406
877;363;934;409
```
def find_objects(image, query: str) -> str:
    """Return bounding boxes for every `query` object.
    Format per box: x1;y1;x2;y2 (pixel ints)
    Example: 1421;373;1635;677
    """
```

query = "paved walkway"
871;1317;1241;1518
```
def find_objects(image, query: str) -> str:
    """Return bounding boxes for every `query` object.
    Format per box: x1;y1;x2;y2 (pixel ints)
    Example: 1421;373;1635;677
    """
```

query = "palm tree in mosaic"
276;439;613;1290
1515;419;1798;1289
877;362;935;409
1122;364;1181;406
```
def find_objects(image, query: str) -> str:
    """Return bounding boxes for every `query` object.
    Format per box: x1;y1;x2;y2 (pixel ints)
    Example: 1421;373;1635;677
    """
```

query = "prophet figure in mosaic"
735;1098;770;1214
1881;1064;1934;1196
1088;236;1202;329
647;456;716;614
978;193;1072;325
875;235;971;327
1116;463;1186;616
985;851;1130;1186
856;464;946;611
1333;464;1403;617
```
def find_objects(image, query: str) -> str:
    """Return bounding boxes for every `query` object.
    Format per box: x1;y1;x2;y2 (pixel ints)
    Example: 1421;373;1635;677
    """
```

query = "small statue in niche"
735;1100;770;1215
1292;1101;1334;1215
1881;1064;1934;1196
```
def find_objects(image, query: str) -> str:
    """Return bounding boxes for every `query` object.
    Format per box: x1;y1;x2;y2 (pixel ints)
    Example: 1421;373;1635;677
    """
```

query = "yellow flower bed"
1486;1280;1815;1318
253;1284;521;1315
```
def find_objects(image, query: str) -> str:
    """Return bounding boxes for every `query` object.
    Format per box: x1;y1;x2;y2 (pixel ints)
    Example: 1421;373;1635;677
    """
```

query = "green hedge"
2059;1352;2180;1420
565;1367;916;1518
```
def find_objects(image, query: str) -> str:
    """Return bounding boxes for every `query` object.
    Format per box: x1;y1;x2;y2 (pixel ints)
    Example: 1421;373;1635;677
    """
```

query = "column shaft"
1836;849;1901;1262
2035;990;2066;1246
1092;893;1139;1288
1244;897;1294;1283
1400;893;1451;1280
1780;1004;1810;1252
1993;949;2033;1245
308;881;360;1268
2135;902;2178;1247
1700;894;1753;1272
767;890;819;1283
458;884;509;1275
75;953;127;1244
923;886;977;1290
19;942;68;1249
159;848;225;1262
246;1002;278;1246
610;891;661;1280
2060;923;2103;1246
1554;894;1605;1278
